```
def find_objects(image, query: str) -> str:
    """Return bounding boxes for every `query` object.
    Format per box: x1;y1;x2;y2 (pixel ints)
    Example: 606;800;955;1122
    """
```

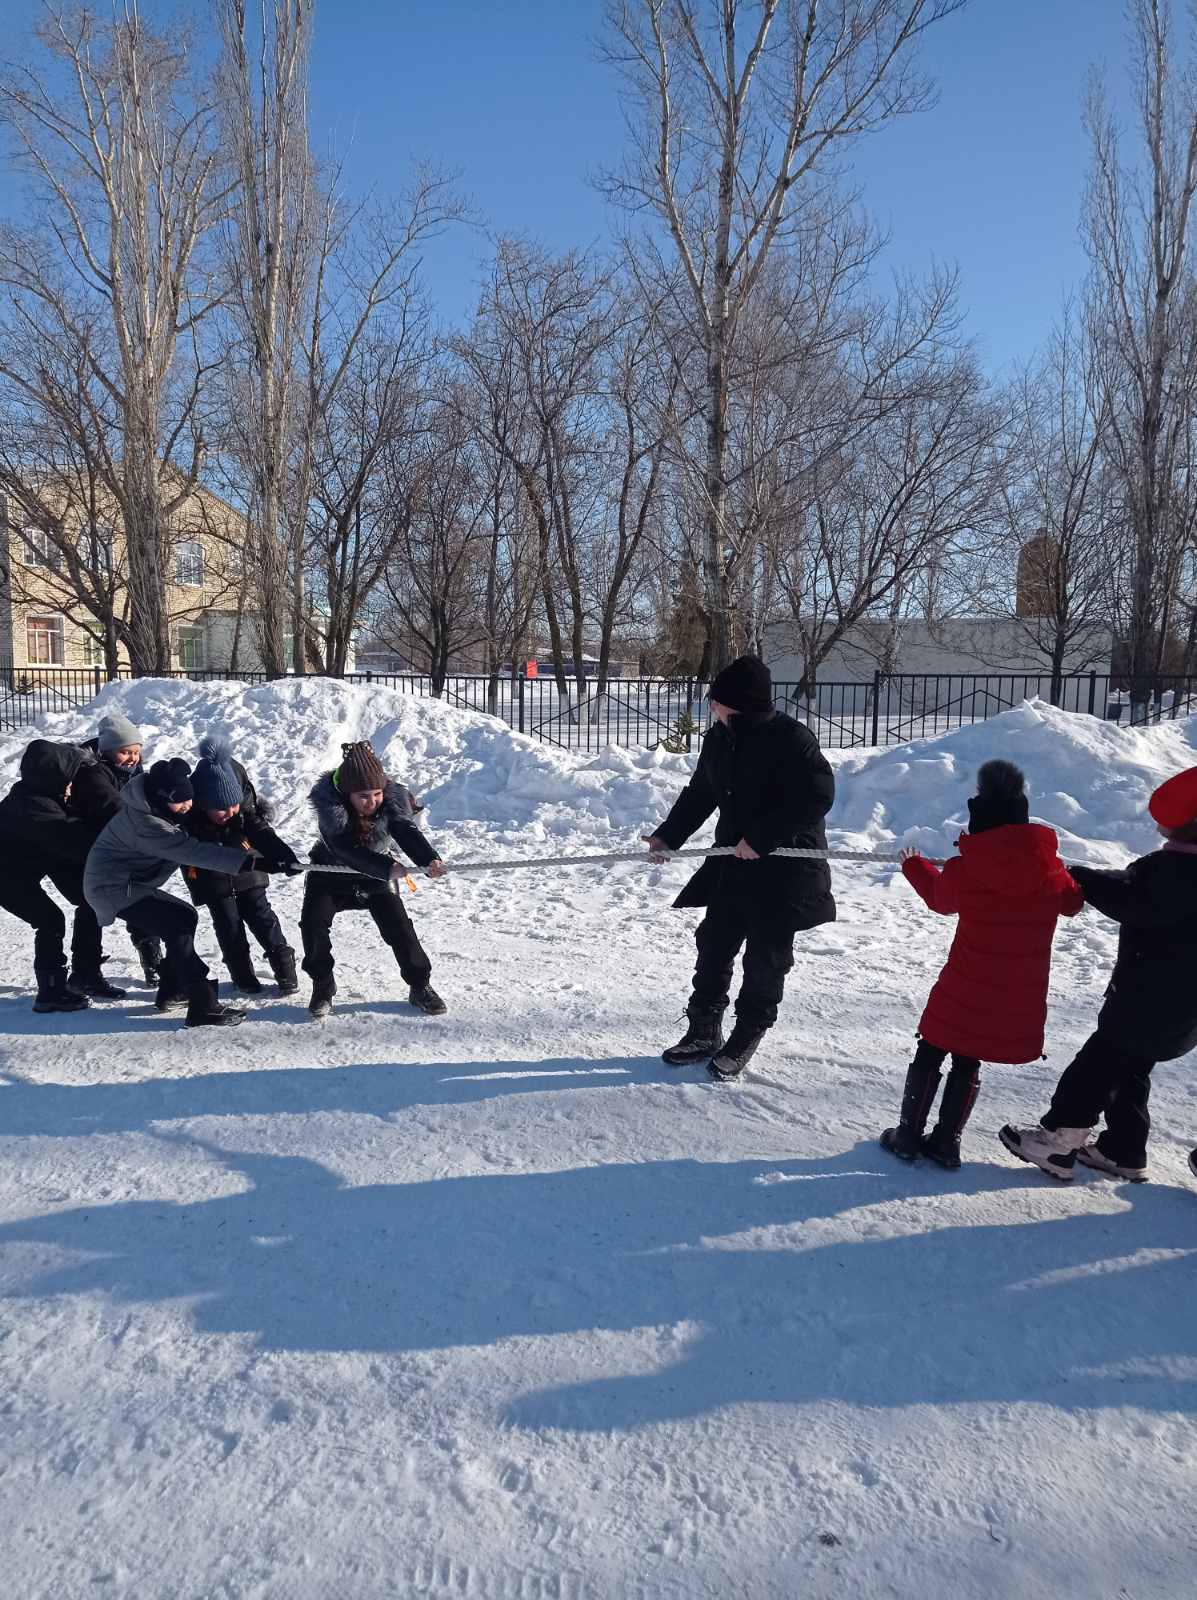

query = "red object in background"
526;660;538;678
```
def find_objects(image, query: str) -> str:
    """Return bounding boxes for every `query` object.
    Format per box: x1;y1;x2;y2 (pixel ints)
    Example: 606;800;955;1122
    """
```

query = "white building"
763;617;1114;686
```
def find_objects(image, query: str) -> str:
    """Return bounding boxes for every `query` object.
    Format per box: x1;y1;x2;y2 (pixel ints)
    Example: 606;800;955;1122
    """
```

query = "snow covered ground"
1;681;1194;1600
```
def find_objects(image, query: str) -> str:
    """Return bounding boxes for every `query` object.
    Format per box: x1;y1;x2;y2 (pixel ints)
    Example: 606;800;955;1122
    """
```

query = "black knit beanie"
709;655;774;716
145;757;194;809
967;759;1029;834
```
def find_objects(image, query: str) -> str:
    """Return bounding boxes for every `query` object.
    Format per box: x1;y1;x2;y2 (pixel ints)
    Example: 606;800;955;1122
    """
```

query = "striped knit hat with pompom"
336;741;388;795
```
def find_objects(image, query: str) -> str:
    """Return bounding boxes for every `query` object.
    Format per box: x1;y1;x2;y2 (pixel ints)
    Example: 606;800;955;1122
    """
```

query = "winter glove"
261;857;304;876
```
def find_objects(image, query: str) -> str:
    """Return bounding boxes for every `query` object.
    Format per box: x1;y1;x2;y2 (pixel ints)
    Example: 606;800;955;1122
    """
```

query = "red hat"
1148;767;1197;830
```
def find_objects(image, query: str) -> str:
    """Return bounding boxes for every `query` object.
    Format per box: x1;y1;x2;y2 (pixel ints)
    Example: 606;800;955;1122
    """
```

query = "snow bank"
829;699;1196;865
5;682;1193;866
4;676;695;857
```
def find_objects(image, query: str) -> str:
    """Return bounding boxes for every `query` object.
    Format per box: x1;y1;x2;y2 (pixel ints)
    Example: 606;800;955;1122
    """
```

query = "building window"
78;524;116;574
81;631;106;668
22;527;62;572
174;539;204;587
26;614;65;666
175;625;205;671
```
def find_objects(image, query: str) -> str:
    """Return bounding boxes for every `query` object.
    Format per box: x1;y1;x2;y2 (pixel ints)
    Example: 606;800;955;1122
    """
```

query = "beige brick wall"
1;484;252;673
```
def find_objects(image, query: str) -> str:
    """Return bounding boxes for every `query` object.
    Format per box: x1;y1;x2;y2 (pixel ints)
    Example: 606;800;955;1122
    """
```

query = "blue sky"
1;0;1136;375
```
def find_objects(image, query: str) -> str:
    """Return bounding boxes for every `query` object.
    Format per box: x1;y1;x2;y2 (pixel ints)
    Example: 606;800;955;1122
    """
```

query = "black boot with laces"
662;1008;725;1067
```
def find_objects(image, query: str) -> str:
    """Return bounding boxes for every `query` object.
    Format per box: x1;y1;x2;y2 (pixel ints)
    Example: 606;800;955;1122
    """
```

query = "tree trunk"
703;329;733;672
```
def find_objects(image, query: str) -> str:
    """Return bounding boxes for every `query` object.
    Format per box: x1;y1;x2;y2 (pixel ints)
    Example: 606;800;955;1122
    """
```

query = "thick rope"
293;844;933;879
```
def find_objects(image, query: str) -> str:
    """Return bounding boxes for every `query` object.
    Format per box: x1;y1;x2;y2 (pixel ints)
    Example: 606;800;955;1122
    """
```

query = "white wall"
764;617;1114;685
200;612;355;674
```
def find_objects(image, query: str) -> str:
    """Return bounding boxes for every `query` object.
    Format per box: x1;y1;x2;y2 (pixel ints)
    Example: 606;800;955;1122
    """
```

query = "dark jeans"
118;890;209;992
691;903;795;1031
1043;1032;1156;1168
204;885;290;976
299;877;432;988
0;865;102;976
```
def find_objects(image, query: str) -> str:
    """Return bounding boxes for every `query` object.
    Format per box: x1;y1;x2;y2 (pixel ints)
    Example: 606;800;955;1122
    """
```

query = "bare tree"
305;331;432;675
981;308;1115;697
381;391;492;694
0;3;229;672
217;0;317;676
774;333;1002;693
1085;0;1197;698
600;0;969;671
454;241;617;706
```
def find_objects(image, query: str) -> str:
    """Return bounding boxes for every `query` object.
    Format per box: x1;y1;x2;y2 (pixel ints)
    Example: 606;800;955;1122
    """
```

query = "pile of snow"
12;676;696;860
829;699;1194;866
12;682;1194;868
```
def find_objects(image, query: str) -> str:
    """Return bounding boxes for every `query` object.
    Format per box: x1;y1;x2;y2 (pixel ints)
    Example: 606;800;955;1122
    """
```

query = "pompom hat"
336;741;388;795
1148;767;1197;831
191;734;243;811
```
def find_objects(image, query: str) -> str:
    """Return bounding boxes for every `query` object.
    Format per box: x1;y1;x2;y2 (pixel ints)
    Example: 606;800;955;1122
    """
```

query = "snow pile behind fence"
3;679;1192;873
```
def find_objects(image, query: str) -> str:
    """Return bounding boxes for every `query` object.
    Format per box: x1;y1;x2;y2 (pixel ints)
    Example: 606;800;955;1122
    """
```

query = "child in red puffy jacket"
880;760;1083;1169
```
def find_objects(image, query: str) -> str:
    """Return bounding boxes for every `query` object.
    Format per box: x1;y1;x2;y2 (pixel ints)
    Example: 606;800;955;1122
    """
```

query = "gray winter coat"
83;775;251;926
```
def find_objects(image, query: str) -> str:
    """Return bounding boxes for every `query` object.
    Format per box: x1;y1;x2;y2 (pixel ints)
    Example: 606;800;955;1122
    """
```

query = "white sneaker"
999;1122;1093;1181
1076;1143;1148;1184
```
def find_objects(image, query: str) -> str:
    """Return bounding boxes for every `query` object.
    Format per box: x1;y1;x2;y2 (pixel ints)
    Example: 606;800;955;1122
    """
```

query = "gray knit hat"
97;711;143;753
191;733;243;811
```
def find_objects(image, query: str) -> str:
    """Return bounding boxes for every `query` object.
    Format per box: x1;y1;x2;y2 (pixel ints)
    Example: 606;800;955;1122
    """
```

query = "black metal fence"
3;663;1196;750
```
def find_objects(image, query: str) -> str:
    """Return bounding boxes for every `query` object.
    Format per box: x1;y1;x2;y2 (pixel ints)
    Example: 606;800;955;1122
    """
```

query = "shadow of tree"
0;1055;654;1137
2;1124;1192;1431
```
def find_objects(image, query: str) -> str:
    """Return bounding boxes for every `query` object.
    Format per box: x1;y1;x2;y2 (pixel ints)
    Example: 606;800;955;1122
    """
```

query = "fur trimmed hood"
309;771;415;851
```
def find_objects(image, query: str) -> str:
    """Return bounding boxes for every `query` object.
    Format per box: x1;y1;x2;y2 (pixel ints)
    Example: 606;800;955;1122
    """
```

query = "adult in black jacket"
301;740;445;1019
68;711;164;986
645;656;836;1079
0;739;119;1012
1001;765;1197;1182
182;735;301;996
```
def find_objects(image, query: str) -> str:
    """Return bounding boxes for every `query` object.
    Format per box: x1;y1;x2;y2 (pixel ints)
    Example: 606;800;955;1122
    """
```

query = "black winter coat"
655;711;836;932
181;760;298;904
68;737;141;828
0;740;95;870
1072;849;1197;1061
308;771;439;892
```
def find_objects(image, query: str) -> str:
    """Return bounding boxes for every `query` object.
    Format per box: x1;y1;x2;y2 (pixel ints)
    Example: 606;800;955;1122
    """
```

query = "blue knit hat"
191;734;243;811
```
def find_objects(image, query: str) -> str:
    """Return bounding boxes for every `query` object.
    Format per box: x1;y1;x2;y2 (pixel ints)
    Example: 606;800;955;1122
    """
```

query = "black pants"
1043;1032;1156;1168
691;903;795;1031
118;890;209;991
204;885;291;977
0;865;102;976
299;878;432;988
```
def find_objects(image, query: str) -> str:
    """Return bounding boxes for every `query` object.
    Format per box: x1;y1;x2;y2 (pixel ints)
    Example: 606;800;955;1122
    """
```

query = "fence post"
686;676;693;752
1087;671;1096;716
518;672;526;736
870;670;881;747
366;670;373;685
92;665;102;699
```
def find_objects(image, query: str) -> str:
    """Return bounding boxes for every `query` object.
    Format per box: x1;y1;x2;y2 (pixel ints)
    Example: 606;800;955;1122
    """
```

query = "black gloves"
262;855;304;876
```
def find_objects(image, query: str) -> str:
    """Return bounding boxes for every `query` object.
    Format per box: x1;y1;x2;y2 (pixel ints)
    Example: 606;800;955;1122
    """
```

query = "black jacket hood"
19;739;88;797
